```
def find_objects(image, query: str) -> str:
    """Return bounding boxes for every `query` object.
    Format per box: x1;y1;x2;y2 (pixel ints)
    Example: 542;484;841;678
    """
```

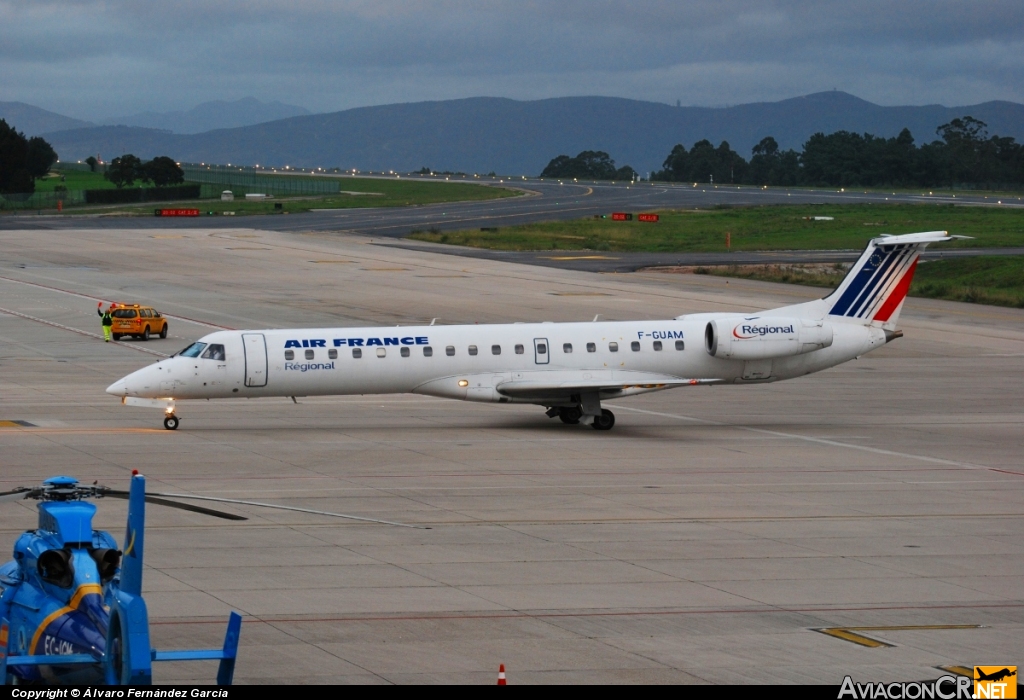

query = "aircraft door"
242;333;268;387
534;338;549;365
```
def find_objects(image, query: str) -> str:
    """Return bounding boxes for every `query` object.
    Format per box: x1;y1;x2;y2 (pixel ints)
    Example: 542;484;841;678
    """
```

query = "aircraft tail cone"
497;663;506;685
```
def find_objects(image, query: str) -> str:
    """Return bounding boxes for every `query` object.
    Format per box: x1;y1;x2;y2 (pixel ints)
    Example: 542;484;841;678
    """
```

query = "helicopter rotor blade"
0;488;37;503
100;490;248;520
141;491;429;529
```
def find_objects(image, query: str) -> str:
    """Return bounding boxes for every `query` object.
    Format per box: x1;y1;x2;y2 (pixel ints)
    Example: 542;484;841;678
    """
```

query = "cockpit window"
201;344;226;361
177;342;207;358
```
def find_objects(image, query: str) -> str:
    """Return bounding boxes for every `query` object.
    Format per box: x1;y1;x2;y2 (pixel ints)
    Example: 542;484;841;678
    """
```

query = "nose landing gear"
163;413;179;430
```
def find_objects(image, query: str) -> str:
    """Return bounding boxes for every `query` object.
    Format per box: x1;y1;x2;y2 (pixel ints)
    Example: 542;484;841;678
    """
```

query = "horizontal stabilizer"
874;231;972;246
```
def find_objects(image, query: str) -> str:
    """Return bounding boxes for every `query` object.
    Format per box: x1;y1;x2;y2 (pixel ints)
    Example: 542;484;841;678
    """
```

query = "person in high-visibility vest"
98;302;115;342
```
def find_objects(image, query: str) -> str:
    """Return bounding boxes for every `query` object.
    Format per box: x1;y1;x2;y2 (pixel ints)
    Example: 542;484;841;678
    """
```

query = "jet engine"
705;317;833;360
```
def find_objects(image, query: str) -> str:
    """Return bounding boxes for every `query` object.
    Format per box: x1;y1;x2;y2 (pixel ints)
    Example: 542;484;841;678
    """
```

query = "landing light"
458;379;469;387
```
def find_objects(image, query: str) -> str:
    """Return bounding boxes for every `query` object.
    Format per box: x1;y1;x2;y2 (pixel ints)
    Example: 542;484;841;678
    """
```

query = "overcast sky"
2;0;1022;120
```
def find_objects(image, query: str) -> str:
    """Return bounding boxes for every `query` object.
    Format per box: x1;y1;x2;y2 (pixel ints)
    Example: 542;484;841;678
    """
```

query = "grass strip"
408;203;1024;251
683;256;1024;309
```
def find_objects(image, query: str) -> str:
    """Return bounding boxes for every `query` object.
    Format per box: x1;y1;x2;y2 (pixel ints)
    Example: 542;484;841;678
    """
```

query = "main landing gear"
163;413;179;430
546;405;615;431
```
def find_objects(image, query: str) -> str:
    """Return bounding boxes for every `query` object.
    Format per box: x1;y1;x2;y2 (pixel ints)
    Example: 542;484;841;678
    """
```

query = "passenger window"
401;347;410;357
515;344;524;355
491;345;501;355
563;343;572;353
675;340;685;350
423;346;433;357
609;342;618;352
202;344;226;361
141;309;151;318
631;341;641;352
587;343;596;353
285;350;294;360
468;345;478;356
305;349;315;360
328;349;338;359
446;346;455;356
376;348;386;358
537;343;547;354
653;341;662;351
352;348;362;358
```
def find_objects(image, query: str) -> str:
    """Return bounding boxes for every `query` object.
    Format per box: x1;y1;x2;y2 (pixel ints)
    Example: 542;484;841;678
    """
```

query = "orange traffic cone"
497;663;506;685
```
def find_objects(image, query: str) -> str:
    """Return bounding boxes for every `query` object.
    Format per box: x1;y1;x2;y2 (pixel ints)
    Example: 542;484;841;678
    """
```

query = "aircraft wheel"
159;323;168;339
141;326;150;341
163;414;179;430
591;409;615;431
559;407;582;424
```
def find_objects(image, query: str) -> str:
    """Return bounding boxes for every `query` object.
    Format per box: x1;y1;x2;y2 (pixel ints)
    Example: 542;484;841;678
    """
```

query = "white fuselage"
107;317;886;406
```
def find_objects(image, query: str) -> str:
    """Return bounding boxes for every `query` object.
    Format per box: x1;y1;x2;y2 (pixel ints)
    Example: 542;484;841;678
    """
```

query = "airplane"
105;231;963;431
976;668;1016;683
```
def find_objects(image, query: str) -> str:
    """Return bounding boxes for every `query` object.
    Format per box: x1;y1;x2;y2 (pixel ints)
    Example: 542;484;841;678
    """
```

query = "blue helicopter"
0;472;425;685
0;473;243;684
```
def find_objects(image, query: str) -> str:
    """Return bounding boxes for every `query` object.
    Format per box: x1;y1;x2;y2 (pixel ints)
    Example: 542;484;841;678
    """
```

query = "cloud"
1;0;1022;119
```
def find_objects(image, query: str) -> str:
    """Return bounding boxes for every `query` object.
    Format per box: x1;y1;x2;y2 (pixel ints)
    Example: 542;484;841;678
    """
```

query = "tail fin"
825;231;965;328
121;471;145;596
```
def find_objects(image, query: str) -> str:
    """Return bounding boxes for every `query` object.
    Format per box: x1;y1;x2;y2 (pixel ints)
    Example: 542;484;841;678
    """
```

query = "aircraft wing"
495;370;713;400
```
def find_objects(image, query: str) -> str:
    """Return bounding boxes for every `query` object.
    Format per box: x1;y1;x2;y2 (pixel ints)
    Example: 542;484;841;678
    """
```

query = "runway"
3;179;1022;241
1;226;1022;684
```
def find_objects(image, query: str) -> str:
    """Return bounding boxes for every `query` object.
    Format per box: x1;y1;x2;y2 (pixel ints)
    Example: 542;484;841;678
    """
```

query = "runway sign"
155;209;200;217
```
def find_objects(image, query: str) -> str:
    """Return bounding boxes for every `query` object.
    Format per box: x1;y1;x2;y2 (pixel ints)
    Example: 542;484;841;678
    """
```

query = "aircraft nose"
106;379;127;396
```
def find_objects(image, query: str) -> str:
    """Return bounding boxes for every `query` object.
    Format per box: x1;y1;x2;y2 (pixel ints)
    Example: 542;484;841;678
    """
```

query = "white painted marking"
611;405;994;471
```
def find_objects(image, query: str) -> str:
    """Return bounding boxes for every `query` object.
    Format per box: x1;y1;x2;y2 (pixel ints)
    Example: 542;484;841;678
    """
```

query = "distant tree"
654;144;691;182
0;119;38;193
658;118;1021;191
614;165;637;181
747;136;803;186
540;155;572;177
142;156;184;187
25;137;58;180
105;154;144;188
85;156;98;172
540;151;631;180
415;167;432;174
655;140;746;183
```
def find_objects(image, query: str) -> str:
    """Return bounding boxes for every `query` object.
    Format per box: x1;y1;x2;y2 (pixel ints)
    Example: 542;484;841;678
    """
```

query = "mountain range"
0;98;309;137
100;98;310;134
7;92;1024;175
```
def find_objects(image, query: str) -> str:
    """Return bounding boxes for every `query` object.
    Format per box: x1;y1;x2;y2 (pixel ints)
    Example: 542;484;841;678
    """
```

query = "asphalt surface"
2;226;1022;683
380;239;1024;273
5;179;1021;273
3;179;1022;241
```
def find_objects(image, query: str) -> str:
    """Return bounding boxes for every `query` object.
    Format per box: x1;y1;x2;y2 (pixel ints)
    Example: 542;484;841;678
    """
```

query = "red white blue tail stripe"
826;232;959;323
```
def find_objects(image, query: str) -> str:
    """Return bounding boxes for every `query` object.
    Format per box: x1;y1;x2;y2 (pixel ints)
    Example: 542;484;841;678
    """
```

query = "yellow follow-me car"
111;303;168;341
